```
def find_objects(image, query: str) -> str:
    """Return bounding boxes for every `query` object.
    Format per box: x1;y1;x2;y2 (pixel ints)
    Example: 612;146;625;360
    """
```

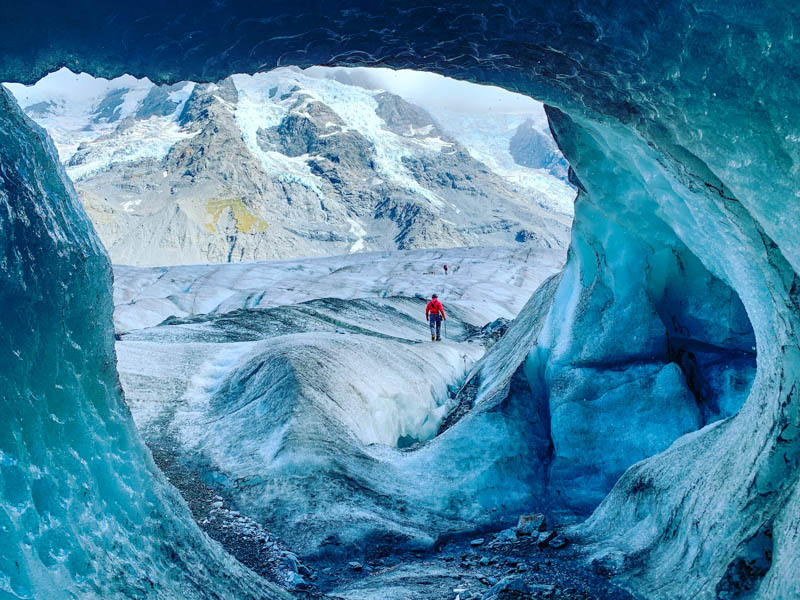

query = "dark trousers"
429;314;442;339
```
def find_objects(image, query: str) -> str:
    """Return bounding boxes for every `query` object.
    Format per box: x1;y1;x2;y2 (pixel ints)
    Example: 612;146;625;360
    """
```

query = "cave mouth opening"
3;61;761;544
3;65;576;267
2;4;796;599
1;63;587;551
4;63;578;451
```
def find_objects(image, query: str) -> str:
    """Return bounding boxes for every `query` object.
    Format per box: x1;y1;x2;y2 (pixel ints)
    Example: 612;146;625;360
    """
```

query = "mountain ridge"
7;67;575;266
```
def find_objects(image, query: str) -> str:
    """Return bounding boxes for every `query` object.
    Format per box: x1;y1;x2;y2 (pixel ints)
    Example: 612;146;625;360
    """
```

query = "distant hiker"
425;294;446;341
443;264;448;275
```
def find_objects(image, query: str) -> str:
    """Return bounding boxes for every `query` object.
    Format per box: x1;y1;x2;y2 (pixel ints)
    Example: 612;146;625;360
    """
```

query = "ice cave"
0;2;798;599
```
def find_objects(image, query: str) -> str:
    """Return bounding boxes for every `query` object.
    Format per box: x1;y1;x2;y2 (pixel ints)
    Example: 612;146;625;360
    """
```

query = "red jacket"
426;299;446;319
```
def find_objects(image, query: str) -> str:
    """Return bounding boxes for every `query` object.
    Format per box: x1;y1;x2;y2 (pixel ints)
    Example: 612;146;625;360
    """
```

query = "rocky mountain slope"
7;68;574;266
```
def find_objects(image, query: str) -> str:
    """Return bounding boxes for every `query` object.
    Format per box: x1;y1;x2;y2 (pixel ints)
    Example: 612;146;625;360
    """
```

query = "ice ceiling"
1;1;798;599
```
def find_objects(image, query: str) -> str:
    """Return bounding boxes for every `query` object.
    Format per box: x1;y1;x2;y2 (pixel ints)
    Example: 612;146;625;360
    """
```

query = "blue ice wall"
539;108;760;512
545;109;799;600
0;88;284;599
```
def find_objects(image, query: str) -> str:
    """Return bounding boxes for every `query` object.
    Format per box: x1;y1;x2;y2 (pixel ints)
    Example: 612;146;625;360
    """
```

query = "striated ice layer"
0;87;286;599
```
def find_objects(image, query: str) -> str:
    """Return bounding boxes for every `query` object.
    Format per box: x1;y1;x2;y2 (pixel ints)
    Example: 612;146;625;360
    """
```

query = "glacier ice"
111;249;563;556
111;245;564;333
547;108;798;599
0;1;799;599
0;86;286;599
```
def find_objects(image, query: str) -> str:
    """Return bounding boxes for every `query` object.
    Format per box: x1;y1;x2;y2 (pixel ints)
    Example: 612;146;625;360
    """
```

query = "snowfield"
113;246;564;332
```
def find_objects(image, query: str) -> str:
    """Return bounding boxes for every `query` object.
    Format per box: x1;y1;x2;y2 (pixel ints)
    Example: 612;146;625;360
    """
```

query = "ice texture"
0;87;286;599
111;246;563;333
112;247;563;555
0;2;799;599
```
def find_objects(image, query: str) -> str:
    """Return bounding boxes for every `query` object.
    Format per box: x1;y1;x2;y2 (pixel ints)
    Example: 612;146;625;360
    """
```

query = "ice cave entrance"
4;65;574;267
0;22;776;598
4;65;577;451
3;63;757;461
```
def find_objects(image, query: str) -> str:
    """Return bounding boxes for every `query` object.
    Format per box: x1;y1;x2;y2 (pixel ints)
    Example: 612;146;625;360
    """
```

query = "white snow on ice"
113;246;564;333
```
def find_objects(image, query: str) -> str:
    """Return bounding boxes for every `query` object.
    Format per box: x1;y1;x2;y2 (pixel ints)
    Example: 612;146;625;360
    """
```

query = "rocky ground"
154;476;640;600
315;514;638;600
150;439;639;600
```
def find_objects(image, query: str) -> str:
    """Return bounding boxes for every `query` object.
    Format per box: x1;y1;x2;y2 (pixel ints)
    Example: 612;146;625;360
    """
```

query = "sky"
304;66;541;115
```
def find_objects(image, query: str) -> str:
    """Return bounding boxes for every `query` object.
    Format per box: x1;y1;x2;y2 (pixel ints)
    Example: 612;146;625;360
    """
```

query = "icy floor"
116;247;563;465
114;245;567;593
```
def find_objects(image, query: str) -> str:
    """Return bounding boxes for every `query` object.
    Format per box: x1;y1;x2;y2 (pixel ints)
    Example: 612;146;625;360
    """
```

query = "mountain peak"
9;68;575;266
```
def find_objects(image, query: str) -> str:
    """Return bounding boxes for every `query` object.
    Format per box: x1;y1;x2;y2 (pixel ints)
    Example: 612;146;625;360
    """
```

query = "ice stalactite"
0;87;286;599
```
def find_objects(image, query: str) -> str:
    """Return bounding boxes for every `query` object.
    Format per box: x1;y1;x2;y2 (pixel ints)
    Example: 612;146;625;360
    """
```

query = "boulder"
482;575;530;599
492;528;517;545
516;514;546;536
470;538;486;546
282;552;300;573
536;531;557;548
286;572;309;590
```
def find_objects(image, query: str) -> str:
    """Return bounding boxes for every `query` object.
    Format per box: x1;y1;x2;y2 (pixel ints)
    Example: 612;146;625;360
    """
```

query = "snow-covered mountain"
306;66;572;206
6;68;574;266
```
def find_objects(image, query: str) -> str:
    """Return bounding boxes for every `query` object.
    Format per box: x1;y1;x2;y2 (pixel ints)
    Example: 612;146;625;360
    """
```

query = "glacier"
112;247;564;559
1;1;799;599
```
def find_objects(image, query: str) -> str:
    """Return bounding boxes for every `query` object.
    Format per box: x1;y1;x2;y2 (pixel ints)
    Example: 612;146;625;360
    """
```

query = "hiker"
425;294;446;341
443;264;448;275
